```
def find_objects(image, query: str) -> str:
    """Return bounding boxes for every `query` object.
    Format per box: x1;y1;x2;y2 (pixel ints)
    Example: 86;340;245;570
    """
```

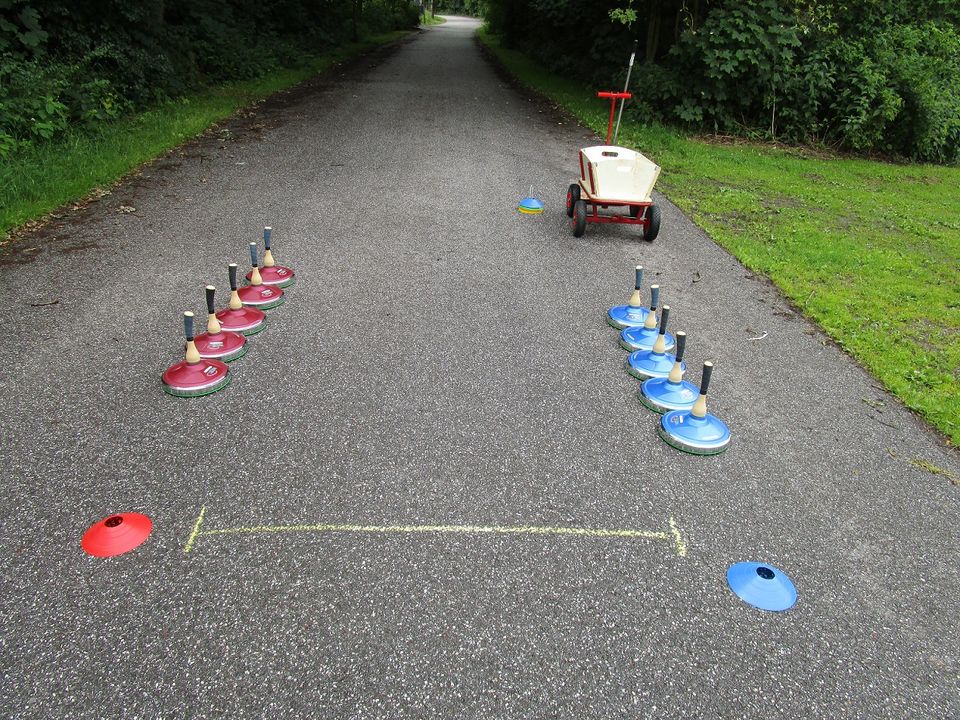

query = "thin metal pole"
613;40;638;145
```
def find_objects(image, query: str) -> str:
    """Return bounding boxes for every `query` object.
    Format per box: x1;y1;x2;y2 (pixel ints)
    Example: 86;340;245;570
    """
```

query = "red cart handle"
597;91;633;144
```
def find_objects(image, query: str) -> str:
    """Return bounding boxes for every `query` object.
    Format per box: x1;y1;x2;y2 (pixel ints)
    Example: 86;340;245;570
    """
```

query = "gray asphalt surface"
2;16;959;718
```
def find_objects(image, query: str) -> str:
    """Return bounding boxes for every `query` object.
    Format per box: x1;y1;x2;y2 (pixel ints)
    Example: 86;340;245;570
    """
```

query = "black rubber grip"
264;227;272;250
650;285;659;309
700;362;713;395
659;305;670;333
183;312;194;341
634;266;643;289
248;242;258;267
205;286;216;314
229;264;238;290
674;332;686;361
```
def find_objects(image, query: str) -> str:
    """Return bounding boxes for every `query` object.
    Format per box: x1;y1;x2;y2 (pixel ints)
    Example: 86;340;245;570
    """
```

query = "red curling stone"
217;263;266;335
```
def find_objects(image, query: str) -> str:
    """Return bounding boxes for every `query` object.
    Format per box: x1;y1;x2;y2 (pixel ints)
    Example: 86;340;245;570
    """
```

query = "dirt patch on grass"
762;195;804;211
691;133;839;160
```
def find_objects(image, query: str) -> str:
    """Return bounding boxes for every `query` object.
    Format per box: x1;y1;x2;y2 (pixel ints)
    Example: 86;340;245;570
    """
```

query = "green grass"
0;31;409;241
479;28;960;446
421;12;446;25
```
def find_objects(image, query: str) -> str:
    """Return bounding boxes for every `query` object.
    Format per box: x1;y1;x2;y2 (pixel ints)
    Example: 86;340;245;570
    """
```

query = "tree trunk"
645;0;662;63
352;0;361;41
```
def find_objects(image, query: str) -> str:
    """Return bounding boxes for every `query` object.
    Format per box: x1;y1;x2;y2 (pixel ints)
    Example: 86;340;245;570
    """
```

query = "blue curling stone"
626;350;683;380
607;304;648;329
640;376;699;413
517;197;544;214
620;324;675;352
658;409;731;455
727;562;797;612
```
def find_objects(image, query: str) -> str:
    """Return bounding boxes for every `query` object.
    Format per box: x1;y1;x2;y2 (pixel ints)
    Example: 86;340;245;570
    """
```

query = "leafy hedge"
485;0;960;163
0;0;419;157
434;0;487;16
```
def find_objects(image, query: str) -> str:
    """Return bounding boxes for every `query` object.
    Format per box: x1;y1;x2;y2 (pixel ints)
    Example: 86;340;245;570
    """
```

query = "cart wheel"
572;200;587;237
644;204;662;242
566;184;580;218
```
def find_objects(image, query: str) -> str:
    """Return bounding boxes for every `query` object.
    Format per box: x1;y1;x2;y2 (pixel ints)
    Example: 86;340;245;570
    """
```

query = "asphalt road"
1;16;959;719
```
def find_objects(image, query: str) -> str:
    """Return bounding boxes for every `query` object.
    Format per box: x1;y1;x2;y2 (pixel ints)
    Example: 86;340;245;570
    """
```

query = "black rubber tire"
644;203;661;242
566;184;580;218
572;199;587;237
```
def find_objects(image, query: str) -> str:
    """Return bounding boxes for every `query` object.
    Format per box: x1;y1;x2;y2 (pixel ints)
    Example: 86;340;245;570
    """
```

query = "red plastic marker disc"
81;513;153;558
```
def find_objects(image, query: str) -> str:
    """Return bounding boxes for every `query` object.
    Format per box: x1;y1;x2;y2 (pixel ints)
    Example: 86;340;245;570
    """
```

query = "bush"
665;0;801;132
0;0;419;158
874;22;960;162
484;0;960;162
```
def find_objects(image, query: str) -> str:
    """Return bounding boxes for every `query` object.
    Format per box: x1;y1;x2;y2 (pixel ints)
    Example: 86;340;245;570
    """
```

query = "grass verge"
479;28;960;446
421;12;446;25
0;30;410;242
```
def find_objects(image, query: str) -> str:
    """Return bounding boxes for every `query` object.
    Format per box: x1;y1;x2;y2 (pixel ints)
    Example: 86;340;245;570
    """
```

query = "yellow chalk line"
669;516;688;557
183;505;207;554
184;509;688;557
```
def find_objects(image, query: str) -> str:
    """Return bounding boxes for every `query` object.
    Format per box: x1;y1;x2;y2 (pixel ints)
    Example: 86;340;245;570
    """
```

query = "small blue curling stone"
659;409;730;455
616;283;660;339
727;562;797;612
608;304;648;329
625;306;681;379
640;331;697;412
628;350;683;379
641;376;698;412
657;361;730;455
607;266;648;329
517;197;544;215
620;324;675;352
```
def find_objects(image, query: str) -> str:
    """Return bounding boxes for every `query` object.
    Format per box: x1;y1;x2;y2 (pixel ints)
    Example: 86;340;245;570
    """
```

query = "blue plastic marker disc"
726;562;797;612
518;197;544;214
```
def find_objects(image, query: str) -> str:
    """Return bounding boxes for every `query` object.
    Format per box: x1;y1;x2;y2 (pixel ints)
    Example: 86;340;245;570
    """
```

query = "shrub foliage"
0;0;419;156
484;0;960;162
